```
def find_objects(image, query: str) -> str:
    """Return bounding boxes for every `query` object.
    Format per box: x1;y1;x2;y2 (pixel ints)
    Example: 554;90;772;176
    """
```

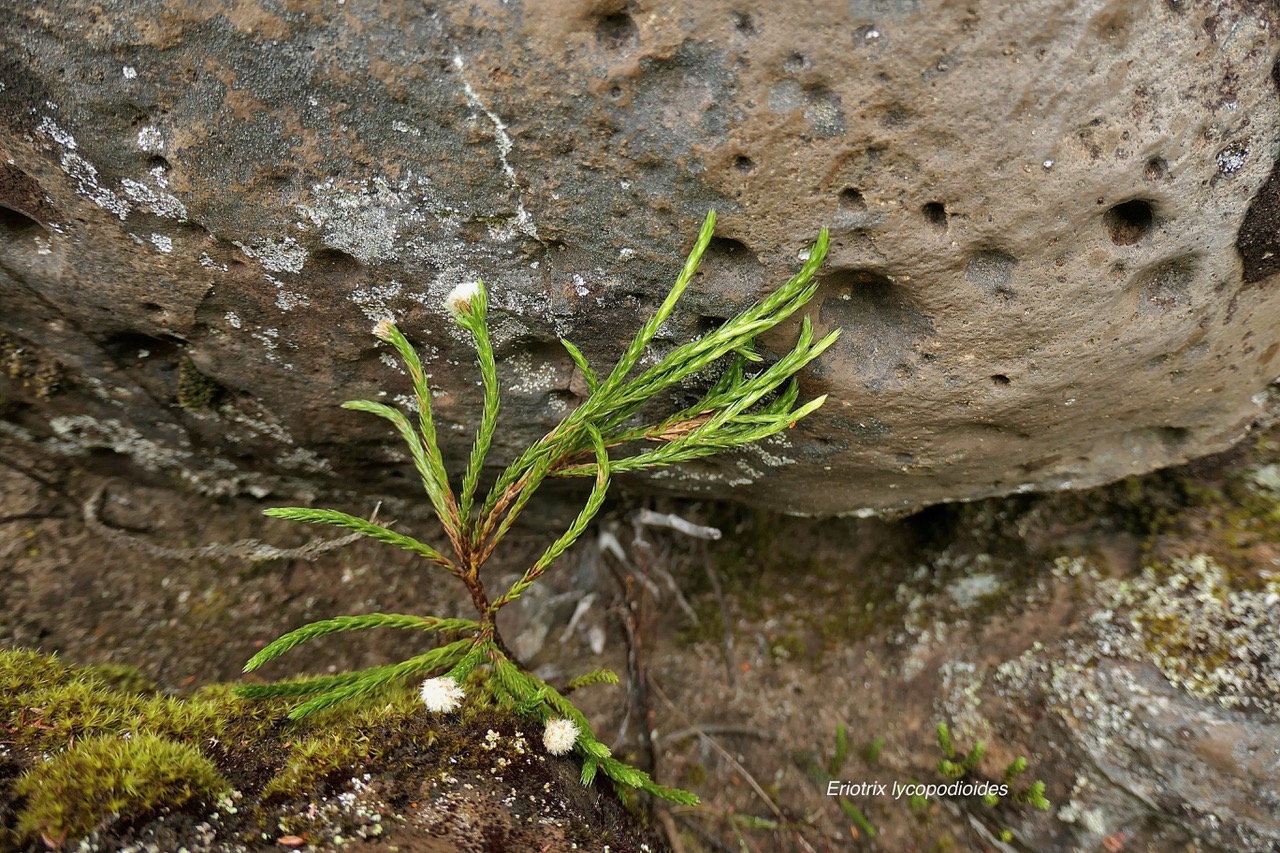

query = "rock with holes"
0;2;1279;514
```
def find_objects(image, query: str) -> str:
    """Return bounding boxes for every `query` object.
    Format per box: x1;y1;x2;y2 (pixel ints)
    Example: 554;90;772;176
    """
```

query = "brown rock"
0;1;1278;514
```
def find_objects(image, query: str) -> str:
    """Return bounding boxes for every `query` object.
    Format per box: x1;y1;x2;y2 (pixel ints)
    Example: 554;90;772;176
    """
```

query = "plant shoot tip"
446;280;483;315
419;676;465;713
543;718;580;755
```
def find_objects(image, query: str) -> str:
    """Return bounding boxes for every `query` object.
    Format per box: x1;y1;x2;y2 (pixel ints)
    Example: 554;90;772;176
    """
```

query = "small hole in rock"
595;13;638;50
704;236;751;262
1144;158;1167;181
1103;199;1154;246
991;374;1011;386
140;302;165;315
312;248;364;270
0;205;46;237
607;85;623;99
733;155;756;174
922;202;947;231
839;188;866;211
101;331;182;364
697;315;728;336
733;12;756;34
784;52;809;72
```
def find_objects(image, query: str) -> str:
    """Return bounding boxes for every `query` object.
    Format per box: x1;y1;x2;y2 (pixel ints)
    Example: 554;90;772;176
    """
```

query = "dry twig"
698;539;738;686
650;678;820;853
84;484;366;562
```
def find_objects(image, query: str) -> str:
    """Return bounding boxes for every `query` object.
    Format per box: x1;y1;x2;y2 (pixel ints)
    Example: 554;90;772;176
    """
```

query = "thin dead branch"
699;540;738;686
84;484;367;562
650;678;820;853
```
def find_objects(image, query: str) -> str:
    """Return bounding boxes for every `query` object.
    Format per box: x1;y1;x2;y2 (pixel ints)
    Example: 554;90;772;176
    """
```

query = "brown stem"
466;578;490;615
474;471;531;558
478;610;522;669
459;557;523;668
477;452;590;567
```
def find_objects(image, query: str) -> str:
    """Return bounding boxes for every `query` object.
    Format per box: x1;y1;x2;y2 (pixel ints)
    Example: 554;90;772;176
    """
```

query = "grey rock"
1066;660;1280;851
969;550;1280;851
0;0;1279;514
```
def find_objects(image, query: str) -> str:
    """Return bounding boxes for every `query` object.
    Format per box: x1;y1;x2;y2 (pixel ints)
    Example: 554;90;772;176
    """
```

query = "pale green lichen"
1097;554;1280;712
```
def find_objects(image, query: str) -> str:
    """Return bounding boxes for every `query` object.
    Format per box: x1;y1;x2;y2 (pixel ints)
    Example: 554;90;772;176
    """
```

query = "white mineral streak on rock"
452;52;539;242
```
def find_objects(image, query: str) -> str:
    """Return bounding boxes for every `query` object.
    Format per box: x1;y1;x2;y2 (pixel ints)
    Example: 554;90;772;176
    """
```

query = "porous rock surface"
1;0;1279;515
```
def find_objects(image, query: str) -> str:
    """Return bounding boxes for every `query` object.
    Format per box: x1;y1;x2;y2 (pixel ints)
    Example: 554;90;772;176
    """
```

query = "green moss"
768;634;807;661
0;651;418;842
0;649;656;849
261;733;368;801
15;733;228;844
0;648;75;694
31;359;66;399
177;356;222;410
255;691;426;802
1107;554;1280;711
0;330;67;399
673;508;910;651
82;662;158;694
6;679;226;750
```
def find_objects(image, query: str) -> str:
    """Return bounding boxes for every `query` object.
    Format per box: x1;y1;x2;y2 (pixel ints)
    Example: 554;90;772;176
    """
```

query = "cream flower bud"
445;280;482;315
373;318;396;342
542;718;579;755
419;676;464;713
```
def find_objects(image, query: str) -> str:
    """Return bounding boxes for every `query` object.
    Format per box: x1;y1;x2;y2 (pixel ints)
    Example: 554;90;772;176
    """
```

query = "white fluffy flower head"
445;280;482;315
419;676;464;713
542;718;579;756
373;317;396;342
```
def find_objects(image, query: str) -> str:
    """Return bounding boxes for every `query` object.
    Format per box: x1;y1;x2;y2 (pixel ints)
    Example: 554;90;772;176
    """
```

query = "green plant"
177;355;222;410
936;721;984;779
800;724;880;839
240;212;837;803
15;733;229;845
828;723;850;776
933;722;1050;841
865;735;885;766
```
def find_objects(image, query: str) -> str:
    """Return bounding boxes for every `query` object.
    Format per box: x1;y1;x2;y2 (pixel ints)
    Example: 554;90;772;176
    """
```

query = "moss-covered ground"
0;649;662;851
